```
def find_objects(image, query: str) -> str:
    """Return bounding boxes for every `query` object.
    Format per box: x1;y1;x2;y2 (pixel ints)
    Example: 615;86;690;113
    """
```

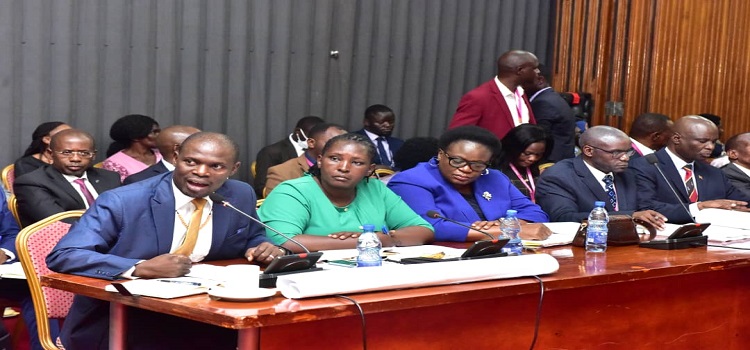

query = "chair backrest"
8;194;20;226
251;160;257;177
16;210;84;350
373;168;395;178
1;164;15;194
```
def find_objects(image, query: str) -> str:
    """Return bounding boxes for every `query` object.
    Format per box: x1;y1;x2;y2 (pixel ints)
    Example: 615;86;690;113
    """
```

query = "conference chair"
8;194;21;226
256;199;265;208
251;161;257;177
1;164;15;194
93;162;103;168
16;210;85;350
373;168;395;178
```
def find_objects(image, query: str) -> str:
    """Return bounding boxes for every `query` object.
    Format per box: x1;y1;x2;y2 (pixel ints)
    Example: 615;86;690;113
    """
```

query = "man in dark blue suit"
628;112;673;161
123;125;200;185
632;115;750;224
47;132;283;350
537;126;666;228
353;104;404;168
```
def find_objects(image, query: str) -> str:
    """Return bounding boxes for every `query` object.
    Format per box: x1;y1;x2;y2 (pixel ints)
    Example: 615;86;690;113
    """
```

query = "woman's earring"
428;156;439;167
481;168;489;176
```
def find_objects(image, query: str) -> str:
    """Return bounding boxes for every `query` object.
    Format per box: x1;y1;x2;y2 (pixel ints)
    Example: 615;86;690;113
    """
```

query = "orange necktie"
173;198;207;256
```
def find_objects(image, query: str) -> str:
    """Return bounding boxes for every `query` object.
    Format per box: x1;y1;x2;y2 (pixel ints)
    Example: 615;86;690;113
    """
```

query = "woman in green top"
259;133;434;253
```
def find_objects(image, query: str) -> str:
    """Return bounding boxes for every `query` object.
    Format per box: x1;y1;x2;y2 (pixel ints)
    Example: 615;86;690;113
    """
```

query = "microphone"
426;210;496;241
425;210;509;259
209;193;322;286
644;154;695;223
640;155;708;250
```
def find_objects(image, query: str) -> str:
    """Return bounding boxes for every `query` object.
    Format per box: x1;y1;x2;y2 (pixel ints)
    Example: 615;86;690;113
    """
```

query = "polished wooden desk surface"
40;244;750;331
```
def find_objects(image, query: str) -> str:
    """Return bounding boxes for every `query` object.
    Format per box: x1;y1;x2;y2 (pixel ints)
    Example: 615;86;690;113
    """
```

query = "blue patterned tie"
376;137;392;166
603;174;617;210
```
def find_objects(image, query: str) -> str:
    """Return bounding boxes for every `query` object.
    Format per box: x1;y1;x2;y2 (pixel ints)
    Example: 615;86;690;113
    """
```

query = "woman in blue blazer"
388;126;549;242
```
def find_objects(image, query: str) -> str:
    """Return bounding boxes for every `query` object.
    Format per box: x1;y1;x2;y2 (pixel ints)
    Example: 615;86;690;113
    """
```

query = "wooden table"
41;245;750;349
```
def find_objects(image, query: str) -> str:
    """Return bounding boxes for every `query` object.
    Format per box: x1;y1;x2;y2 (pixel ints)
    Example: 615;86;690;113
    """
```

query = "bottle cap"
362;224;376;232
594;201;605;207
506;209;517;216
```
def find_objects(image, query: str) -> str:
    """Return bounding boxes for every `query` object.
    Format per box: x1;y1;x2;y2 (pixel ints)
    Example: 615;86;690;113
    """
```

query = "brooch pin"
482;191;492;201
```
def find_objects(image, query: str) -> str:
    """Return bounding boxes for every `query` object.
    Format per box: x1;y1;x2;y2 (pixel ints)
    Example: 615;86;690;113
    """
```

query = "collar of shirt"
162;159;175;172
494;76;528;125
304;151;317;167
362;129;381;143
665;147;691;171
630;138;655;156
529;86;552;102
494;76;525;98
171;180;213;212
62;171;89;183
582;158;614;191
733;162;750;178
171;179;214;262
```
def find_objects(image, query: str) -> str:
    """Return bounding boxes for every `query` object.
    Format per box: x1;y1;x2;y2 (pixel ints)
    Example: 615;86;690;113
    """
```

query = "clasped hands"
132;242;284;279
470;220;552;241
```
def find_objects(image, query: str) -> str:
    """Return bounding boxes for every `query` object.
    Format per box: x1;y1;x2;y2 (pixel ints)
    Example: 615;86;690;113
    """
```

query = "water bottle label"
357;248;382;267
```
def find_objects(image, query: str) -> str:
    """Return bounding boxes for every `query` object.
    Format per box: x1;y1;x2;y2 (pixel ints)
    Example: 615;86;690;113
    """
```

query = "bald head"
496;50;540;88
579;126;632;174
579;126;629;148
179;132;240;163
50;129;95;150
157;125;201;163
668;115;719;162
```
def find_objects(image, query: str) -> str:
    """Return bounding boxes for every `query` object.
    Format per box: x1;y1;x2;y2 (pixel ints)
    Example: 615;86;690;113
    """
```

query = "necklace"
175;208;213;230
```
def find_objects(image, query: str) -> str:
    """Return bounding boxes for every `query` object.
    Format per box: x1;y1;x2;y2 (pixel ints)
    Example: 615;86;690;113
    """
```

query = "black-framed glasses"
51;150;96;158
589;146;635;159
441;150;490;172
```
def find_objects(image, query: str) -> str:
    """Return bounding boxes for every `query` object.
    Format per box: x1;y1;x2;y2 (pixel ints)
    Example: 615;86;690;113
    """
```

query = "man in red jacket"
449;50;540;140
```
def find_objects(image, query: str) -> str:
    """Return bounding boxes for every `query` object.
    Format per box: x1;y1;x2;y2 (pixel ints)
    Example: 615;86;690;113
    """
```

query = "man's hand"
0;250;7;264
698;199;750;211
519;223;553;240
245;242;286;264
633;210;667;230
133;254;192;278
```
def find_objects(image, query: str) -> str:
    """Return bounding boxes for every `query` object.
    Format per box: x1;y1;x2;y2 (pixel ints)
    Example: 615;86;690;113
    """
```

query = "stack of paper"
104;277;213;299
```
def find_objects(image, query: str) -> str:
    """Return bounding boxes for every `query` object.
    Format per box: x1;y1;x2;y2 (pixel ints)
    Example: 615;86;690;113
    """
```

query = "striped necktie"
683;164;698;203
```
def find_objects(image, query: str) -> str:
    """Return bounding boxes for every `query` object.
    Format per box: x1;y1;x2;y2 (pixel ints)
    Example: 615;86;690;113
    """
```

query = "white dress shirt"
62;171;100;209
494;77;530;126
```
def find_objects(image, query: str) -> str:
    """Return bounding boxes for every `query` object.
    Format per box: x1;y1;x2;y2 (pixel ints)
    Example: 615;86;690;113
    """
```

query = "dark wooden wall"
553;0;750;140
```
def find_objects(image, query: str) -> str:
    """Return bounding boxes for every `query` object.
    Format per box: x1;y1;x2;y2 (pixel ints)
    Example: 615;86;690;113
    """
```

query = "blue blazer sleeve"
0;191;19;256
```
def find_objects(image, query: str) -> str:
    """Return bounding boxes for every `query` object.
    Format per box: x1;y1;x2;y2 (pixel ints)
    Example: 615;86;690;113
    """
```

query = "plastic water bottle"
500;210;523;255
357;224;382;267
586;201;609;252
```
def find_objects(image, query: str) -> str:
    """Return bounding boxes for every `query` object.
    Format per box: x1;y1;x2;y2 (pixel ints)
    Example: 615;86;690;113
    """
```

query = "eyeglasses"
589;146;635;159
51;150;96;158
441;150;490;172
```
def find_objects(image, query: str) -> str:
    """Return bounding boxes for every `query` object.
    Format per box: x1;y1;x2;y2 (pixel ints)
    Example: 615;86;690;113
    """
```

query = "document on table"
523;222;580;248
0;262;26;279
104;277;216;299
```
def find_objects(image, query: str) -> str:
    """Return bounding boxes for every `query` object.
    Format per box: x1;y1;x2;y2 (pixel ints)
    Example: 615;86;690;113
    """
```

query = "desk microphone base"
639;235;708;250
259;267;323;288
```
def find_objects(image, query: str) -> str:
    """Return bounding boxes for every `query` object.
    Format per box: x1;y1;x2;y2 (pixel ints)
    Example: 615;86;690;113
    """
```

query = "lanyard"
510;164;536;202
631;142;643;156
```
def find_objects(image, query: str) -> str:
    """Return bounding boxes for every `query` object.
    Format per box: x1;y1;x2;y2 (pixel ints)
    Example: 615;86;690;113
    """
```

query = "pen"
157;279;202;287
382;226;390;236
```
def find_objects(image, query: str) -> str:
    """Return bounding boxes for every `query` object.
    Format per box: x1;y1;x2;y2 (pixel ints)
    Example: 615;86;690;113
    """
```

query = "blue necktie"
603;174;617;210
376;137;392;166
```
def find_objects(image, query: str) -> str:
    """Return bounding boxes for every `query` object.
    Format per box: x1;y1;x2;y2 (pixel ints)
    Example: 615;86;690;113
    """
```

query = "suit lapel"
657;150;690;202
488;81;516;134
151;174;178;254
206;186;233;257
573;158;612;211
46;167;86;208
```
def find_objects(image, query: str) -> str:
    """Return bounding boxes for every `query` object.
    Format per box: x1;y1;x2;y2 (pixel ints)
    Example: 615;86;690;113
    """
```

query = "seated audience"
103;114;162;181
499;124;553;202
14;129;120;227
721;132;750;197
353;104;404;168
254;116;325;196
700;113;725;159
632;115;750;224
259;133;434;252
522;64;576;162
448;50;539;140
264;123;346;195
628;112;673;159
14;121;71;178
536;126;666;228
0;190;58;350
46;132;282;349
387;126;550;242
123;125;200;185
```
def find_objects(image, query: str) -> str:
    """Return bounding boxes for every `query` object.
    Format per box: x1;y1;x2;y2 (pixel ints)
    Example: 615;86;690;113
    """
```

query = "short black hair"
180;131;240;163
699;113;721;126
294;116;325;133
320;133;377;163
500;124;553;170
393;137;440;171
307;123;347;140
439;126;502;157
630;113;671;138
106;114;159;157
364;104;394;120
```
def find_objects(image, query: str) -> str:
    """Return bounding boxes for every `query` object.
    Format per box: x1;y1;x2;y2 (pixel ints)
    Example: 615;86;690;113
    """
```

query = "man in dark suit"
632;115;750;224
537;126;666;227
47;132;284;349
448;50;539;140
253;116;324;196
628;112;673;160
123;125;200;184
353;104;404;168
522;64;576;162
14;129;121;227
721;132;750;197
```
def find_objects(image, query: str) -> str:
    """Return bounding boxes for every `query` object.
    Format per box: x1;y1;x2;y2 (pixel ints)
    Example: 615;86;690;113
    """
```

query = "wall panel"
0;0;552;181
